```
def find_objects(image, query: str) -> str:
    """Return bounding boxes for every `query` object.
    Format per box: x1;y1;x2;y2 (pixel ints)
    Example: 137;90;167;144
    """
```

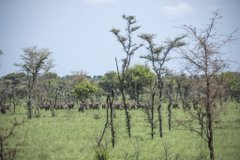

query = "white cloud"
162;2;193;17
83;0;115;5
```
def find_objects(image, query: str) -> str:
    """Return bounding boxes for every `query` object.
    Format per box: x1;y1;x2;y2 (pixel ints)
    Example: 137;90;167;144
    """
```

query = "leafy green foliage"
98;71;119;94
125;64;155;102
16;47;53;76
1;72;27;113
223;72;240;102
74;79;100;103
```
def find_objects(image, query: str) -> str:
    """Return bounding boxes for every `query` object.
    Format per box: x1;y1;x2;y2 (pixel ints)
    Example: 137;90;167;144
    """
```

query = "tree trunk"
158;103;163;137
12;87;16;114
206;79;215;160
51;94;58;117
151;92;155;139
121;87;131;138
116;58;132;139
207;110;215;160
97;95;110;147
168;103;172;131
109;97;115;147
27;75;32;119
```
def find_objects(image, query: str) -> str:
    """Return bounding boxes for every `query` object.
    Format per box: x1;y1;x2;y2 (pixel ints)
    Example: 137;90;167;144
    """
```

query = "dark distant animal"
129;103;137;110
183;102;191;110
172;103;179;109
67;104;74;110
38;102;50;110
137;102;147;109
0;104;8;114
39;104;45;110
113;103;123;110
56;104;64;110
102;103;106;109
78;105;84;112
78;103;87;112
44;104;50;111
89;103;100;110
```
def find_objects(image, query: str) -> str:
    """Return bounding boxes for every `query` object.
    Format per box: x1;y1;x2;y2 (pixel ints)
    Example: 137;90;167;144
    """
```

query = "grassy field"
0;101;240;160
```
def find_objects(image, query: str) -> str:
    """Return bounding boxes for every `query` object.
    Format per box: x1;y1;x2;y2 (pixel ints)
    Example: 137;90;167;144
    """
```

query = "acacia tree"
16;47;53;119
124;64;156;139
74;79;100;104
143;75;157;139
180;11;235;160
1;73;26;114
98;71;119;94
111;15;142;138
139;34;185;137
125;64;155;105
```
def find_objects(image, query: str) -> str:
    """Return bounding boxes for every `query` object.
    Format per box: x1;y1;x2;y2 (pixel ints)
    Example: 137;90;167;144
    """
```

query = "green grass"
0;102;240;160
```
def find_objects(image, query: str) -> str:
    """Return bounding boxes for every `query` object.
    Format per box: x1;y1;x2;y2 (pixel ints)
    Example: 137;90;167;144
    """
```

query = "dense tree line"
1;69;238;113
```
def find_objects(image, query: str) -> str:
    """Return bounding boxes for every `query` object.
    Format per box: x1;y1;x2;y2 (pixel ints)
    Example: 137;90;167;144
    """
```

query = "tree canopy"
74;79;100;103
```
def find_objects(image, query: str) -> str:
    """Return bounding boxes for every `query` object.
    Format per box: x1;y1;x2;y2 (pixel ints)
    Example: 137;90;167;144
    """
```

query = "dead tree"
180;11;236;160
111;15;142;138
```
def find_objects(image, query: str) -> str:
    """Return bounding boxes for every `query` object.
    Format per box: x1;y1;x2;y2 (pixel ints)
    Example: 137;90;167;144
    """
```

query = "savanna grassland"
0;101;239;160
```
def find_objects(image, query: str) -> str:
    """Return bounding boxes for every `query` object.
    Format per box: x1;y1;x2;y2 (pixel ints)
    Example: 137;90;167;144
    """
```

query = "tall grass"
0;102;239;160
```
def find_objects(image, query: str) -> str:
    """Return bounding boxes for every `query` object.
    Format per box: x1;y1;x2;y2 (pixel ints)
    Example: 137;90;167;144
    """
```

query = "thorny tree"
143;77;157;139
0;118;25;160
180;11;236;160
97;88;115;148
16;47;53;119
165;76;175;131
111;15;142;138
139;34;185;137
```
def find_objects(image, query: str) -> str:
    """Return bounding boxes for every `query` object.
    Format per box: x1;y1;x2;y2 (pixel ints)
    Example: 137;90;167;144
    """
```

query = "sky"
0;0;240;77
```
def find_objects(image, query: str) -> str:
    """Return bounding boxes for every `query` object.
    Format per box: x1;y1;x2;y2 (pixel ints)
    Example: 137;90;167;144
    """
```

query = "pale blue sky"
0;0;239;77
